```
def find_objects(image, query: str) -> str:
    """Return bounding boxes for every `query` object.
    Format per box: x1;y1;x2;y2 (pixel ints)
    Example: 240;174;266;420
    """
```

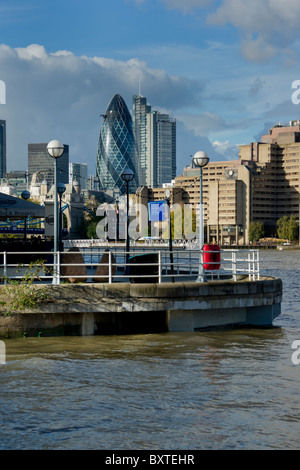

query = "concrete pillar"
81;313;95;335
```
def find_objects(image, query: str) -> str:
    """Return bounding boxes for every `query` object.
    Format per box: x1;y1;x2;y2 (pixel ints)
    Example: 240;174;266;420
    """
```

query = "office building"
133;95;176;188
69;162;88;189
0;171;27;197
132;95;151;186
28;143;69;187
136;159;248;245
0;120;6;179
239;120;300;234
135;120;300;244
96;94;138;194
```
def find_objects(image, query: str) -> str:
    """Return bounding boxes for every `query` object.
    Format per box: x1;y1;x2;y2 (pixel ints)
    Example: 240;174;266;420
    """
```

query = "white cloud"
155;0;300;62
207;0;300;61
212;140;239;159
0;43;204;174
176;112;230;136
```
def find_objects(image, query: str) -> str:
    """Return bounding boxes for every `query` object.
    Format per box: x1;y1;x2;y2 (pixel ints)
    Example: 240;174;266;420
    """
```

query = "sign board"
148;201;166;222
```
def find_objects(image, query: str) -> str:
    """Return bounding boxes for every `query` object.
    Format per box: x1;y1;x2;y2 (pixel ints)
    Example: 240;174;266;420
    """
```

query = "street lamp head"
193;151;210;168
21;190;30;201
57;182;66;195
47;140;64;159
121;168;134;183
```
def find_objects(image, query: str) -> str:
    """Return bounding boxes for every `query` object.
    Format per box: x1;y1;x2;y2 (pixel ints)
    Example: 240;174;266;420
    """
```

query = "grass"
1;261;51;315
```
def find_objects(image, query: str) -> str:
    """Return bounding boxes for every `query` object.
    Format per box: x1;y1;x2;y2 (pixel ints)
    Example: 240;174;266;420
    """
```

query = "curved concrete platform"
0;277;282;337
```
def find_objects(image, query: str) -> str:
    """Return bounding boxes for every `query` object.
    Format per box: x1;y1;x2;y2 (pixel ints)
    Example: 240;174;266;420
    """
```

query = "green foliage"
2;261;50;314
78;198;103;239
277;215;298;241
249;221;265;242
163;205;197;240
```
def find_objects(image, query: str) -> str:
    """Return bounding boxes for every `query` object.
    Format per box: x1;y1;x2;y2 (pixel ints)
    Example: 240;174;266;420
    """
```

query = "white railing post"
109;250;112;284
158;251;162;284
57;250;61;285
248;252;251;280
232;251;237;281
3;251;7;285
256;250;260;280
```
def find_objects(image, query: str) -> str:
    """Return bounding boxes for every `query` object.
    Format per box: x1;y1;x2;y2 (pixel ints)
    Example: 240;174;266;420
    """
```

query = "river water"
1;249;300;450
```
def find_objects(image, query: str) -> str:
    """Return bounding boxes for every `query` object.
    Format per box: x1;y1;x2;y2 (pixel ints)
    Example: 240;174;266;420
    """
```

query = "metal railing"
0;248;260;284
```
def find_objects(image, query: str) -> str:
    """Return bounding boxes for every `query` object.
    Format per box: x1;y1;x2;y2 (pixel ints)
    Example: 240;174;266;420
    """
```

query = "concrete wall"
0;277;282;337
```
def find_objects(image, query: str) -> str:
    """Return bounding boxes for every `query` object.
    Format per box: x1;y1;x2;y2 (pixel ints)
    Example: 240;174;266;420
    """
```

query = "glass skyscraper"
132;95;151;187
28;143;69;187
133;95;176;188
0;120;6;179
96;94;138;194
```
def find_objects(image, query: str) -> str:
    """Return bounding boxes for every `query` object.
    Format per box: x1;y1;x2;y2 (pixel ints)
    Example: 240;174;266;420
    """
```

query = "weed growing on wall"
2;261;51;314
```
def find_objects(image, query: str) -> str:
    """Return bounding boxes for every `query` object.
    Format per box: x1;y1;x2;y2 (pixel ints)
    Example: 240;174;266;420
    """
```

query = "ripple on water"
1;251;300;449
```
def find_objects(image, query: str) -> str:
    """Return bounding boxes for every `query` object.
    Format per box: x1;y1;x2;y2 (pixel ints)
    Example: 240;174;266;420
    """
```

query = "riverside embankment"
0;276;282;338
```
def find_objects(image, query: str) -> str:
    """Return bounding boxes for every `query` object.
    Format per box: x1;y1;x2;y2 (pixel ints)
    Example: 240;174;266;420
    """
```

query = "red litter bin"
203;244;221;270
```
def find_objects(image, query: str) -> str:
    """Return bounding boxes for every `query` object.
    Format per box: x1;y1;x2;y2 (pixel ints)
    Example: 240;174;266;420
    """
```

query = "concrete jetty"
0;276;282;338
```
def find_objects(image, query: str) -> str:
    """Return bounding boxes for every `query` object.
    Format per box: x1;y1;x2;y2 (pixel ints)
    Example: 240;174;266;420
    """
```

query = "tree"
277;215;298;241
249;221;264;242
289;215;298;241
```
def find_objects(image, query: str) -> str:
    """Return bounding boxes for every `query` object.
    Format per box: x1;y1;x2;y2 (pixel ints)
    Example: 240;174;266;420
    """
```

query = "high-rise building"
135;120;300;244
96;94;138;194
69;162;88;189
0;120;6;179
28;143;69;187
239;120;300;233
132;95;151;186
154;111;176;187
133;95;176;188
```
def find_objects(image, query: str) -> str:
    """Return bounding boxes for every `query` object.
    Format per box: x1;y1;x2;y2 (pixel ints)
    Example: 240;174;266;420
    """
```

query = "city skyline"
0;1;300;177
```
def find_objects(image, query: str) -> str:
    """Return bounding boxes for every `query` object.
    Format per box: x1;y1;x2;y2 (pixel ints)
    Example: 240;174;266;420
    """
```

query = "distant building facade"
136;159;249;245
134;121;300;244
239;120;300;234
28;143;69;188
96;94;138;194
133;95;176;188
69;162;88;189
0;171;27;197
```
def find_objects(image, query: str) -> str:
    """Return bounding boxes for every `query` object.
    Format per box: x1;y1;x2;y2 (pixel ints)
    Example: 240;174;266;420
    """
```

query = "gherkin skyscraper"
96;94;138;194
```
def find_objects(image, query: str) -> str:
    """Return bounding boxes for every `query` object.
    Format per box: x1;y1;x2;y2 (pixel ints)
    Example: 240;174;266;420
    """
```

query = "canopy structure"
0;192;44;220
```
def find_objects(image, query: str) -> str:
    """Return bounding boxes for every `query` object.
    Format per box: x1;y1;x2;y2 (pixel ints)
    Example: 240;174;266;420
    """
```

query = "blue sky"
1;0;300;177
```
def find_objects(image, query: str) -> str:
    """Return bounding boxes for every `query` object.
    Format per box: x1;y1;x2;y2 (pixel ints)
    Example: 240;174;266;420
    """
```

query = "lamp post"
165;189;174;282
121;168;134;274
47;140;64;284
115;197;119;242
193;151;209;282
21;190;30;240
57;182;66;251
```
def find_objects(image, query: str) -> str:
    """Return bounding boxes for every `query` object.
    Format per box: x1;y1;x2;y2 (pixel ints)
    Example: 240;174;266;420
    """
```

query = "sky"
1;0;300;178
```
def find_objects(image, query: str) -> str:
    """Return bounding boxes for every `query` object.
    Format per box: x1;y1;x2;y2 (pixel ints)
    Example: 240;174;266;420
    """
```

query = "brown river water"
0;249;300;450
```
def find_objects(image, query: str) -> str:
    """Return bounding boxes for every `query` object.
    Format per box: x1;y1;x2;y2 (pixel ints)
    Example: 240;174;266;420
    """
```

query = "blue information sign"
148;201;166;222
